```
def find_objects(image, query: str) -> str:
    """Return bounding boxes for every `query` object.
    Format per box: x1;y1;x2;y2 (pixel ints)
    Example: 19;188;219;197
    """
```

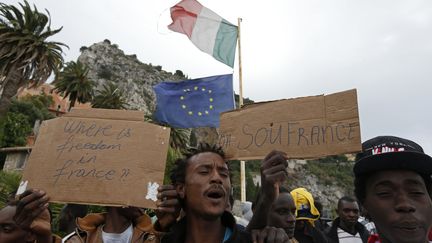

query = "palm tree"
53;61;95;111
91;82;128;110
0;0;67;117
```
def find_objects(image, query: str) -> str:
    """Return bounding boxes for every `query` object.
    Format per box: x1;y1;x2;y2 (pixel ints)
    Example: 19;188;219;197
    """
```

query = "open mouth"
205;187;225;201
207;191;224;199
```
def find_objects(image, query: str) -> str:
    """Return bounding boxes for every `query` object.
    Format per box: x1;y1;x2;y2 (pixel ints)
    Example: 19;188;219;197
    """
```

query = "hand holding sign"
260;151;288;202
14;189;52;241
155;185;181;231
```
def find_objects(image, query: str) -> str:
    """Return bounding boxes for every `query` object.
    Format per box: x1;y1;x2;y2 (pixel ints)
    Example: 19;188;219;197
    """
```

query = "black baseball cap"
353;136;432;176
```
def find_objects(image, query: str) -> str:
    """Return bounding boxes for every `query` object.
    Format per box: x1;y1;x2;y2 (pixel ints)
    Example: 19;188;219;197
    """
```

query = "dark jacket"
325;218;369;243
161;211;251;243
294;221;328;243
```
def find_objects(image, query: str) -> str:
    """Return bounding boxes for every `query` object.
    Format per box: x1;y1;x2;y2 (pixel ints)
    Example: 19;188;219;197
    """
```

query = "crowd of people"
0;135;431;243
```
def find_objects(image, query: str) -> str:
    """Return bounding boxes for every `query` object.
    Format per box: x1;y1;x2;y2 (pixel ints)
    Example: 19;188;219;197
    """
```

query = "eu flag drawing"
153;74;235;128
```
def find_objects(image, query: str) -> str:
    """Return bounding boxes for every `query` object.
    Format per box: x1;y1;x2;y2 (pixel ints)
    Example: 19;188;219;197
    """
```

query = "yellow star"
194;86;198;90
188;111;193;115
209;105;213;110
198;112;202;116
180;96;184;100
205;110;209;114
182;105;186;109
209;98;213;102
208;90;212;93
202;87;206;91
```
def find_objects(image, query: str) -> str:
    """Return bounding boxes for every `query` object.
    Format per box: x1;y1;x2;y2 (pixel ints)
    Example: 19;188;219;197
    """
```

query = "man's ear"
176;183;185;199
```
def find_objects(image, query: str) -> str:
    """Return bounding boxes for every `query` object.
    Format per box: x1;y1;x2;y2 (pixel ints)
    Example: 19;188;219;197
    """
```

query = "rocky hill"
78;40;185;115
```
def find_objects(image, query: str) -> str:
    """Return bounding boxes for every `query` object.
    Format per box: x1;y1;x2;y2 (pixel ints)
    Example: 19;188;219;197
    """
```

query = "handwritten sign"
218;89;361;160
22;109;170;208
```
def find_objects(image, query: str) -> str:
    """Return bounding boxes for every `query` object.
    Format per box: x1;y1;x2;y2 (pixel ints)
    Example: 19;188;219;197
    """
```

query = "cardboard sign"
22;109;170;208
218;89;361;160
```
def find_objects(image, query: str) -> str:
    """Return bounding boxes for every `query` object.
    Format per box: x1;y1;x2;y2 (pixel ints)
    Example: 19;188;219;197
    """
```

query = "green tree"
0;94;54;147
1;112;32;147
92;82;127;109
20;92;54;112
9;94;54;125
0;0;67;117
54;61;95;111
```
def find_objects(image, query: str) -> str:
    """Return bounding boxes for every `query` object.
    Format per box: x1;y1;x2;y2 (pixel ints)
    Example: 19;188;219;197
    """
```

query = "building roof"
0;146;32;152
17;83;91;114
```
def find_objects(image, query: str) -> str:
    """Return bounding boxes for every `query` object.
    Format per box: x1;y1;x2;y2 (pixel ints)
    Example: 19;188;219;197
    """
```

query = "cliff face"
78;40;185;115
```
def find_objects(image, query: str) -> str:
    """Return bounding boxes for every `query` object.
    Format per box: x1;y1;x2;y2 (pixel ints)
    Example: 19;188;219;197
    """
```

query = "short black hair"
354;172;432;205
170;143;226;185
337;196;357;209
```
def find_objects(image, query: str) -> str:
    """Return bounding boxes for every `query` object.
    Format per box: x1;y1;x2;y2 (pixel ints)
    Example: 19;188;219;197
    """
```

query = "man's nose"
394;192;416;213
210;170;223;184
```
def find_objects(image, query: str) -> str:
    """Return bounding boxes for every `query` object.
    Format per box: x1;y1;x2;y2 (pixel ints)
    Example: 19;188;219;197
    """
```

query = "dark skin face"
363;170;432;243
337;200;360;233
0;206;34;243
267;192;297;239
177;152;230;220
294;220;305;231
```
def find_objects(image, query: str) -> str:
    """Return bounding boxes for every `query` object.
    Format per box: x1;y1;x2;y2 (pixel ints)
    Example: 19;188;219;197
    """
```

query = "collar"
76;213;153;233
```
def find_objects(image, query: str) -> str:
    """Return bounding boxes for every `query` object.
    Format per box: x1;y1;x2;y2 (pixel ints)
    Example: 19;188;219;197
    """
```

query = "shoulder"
76;213;106;232
134;214;155;232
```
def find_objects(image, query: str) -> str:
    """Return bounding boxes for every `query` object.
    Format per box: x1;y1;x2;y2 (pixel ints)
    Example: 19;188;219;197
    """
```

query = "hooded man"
290;188;327;243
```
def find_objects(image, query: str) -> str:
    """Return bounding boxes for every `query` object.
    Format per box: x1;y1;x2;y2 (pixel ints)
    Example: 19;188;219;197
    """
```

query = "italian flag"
168;0;238;68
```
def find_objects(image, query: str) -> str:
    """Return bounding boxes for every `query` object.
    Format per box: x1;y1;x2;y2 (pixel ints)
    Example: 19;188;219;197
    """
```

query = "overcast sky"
4;0;432;153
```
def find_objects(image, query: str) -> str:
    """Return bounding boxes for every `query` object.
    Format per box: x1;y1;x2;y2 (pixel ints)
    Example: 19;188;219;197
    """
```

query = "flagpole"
237;17;246;203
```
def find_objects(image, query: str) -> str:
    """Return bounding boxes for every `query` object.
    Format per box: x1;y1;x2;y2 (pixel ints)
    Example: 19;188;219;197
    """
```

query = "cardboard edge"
222;89;357;116
65;108;145;121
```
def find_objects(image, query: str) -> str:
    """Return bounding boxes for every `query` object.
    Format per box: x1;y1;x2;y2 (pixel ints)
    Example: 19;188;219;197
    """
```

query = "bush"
0;95;55;147
79;46;88;52
0;171;22;208
97;65;113;80
1;113;32;147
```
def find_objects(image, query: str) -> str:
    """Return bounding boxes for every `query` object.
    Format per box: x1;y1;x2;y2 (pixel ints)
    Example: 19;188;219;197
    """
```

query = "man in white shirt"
325;196;369;243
